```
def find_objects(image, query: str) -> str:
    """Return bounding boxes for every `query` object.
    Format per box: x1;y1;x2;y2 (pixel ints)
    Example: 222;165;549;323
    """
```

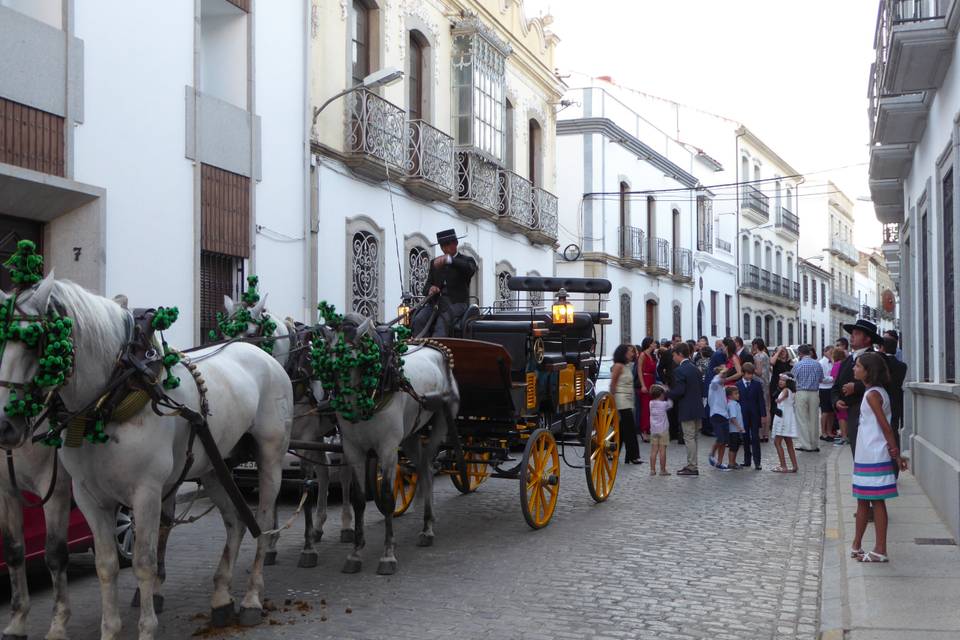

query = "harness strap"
5;448;59;509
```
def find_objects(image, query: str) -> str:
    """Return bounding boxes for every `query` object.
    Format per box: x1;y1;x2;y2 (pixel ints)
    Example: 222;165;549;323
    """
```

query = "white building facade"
0;0;310;346
555;84;738;349
797;258;833;353
867;0;960;538
855;250;898;335
310;0;562;321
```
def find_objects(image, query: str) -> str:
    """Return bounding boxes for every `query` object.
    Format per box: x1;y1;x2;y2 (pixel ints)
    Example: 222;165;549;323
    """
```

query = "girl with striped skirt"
850;352;908;563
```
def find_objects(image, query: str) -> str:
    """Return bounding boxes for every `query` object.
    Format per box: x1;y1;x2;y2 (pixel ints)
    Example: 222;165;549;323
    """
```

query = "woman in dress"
635;337;657;443
850;352;907;562
721;337;743;386
611;343;642;464
769;346;792;417
771;373;799;472
752;338;772;441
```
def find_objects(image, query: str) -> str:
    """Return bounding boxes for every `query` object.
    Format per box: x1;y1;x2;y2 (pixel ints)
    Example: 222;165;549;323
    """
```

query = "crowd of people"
608;318;908;561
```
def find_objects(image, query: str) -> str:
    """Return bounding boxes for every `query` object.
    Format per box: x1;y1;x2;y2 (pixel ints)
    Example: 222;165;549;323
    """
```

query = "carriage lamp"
397;295;413;327
551;288;575;325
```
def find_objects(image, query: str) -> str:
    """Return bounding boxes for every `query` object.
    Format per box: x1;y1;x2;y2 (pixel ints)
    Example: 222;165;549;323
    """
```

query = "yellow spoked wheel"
519;428;560;529
451;438;491;494
375;461;418;517
584;391;620;503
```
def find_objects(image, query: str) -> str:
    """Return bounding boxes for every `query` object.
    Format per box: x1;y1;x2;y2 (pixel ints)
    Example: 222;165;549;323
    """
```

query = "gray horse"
315;314;458;575
219;293;354;567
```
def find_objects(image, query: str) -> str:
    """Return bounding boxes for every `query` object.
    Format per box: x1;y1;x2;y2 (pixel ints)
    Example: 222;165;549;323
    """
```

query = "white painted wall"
200;0;248;109
0;0;61;29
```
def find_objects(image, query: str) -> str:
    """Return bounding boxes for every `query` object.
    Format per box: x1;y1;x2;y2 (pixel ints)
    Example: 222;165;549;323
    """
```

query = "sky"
522;0;882;248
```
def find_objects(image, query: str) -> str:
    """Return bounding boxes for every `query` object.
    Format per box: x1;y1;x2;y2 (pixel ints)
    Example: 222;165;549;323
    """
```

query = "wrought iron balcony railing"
345;88;406;175
882;222;900;244
649;237;671;271
619;226;646;264
715;238;732;253
454;148;499;217
741;184;770;220
533;187;558;242
673;247;693;280
831;287;860;313
829;237;860;264
405;119;454;198
498;170;535;229
741;265;800;304
777;206;800;236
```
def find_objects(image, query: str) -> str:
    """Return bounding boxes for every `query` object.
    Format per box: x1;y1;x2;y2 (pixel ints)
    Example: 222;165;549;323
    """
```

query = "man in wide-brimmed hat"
411;229;477;337
831;318;882;456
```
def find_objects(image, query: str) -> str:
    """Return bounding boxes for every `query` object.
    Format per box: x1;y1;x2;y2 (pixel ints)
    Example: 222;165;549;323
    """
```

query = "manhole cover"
914;537;957;545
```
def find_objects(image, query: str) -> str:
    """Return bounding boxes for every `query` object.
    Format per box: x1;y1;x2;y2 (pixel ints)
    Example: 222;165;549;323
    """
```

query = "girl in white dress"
850;352;907;563
771;373;799;473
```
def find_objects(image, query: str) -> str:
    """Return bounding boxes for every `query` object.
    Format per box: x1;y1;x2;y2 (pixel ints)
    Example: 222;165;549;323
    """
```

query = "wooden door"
0;214;43;292
645;300;657;339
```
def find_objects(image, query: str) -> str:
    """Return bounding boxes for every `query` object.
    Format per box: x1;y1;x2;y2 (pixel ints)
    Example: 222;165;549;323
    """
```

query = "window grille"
495;270;514;310
200;251;244;343
452;23;508;160
697;196;713;252
755;316;762;339
788;322;794;345
621;293;632;345
922;212;931;381
812;278;817;306
673;305;681;338
724;295;732;338
352;230;380;319
697;301;704;339
710;291;718;336
743;313;750;339
777;320;783;347
944;169;956;382
407;246;430;299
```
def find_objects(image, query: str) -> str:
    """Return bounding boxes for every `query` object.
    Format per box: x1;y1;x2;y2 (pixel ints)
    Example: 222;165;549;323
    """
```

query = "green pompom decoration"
3;240;44;288
211;275;277;354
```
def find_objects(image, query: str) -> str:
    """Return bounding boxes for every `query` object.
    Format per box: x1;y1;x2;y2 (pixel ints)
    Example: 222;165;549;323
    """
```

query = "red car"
0;496;134;571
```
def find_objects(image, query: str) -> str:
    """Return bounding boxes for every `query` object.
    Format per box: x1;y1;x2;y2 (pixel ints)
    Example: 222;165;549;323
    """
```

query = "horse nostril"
0;420;21;447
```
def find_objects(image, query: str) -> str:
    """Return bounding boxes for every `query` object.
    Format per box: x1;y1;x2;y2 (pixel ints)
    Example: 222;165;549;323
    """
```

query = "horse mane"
50;280;130;368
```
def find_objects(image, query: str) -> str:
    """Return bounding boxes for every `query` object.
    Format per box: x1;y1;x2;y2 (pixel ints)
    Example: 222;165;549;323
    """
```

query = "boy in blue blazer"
736;362;768;470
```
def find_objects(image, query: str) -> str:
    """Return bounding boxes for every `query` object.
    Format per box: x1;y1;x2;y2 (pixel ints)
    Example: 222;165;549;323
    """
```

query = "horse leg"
297;457;322;568
40;467;73;640
338;460;355;543
375;447;399;575
341;456;366;574
72;484;122;640
127;488;163;640
1;491;30;640
263;500;279;567
199;472;244;627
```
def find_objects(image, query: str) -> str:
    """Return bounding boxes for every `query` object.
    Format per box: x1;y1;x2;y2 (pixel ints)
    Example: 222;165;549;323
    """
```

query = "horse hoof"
210;602;237;628
341;558;362;574
263;550;278;566
297;552;318;569
237;606;263;627
417;534;434;547
340;529;355;543
376;559;398;575
154;594;165;614
2;634;28;640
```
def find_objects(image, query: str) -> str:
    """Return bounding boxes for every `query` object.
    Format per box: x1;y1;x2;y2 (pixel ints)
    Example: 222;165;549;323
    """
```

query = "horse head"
310;313;380;409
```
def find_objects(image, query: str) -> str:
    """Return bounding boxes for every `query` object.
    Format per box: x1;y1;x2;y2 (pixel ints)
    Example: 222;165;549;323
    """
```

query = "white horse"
0;439;72;640
0;275;293;640
219;293;354;567
314;313;457;574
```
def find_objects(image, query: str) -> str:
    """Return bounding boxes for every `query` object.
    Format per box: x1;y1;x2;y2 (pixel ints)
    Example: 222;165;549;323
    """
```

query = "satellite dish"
562;244;581;261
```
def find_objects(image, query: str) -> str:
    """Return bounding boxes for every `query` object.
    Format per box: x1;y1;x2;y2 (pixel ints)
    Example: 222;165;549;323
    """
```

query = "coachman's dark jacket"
422;254;477;304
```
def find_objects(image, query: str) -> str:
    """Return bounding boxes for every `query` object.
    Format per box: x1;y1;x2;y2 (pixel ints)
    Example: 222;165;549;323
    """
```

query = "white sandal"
850;547;865;558
858;551;889;563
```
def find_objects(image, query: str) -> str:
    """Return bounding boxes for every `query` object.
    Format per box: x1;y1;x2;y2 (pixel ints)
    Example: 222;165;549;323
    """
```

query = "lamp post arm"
312;86;358;124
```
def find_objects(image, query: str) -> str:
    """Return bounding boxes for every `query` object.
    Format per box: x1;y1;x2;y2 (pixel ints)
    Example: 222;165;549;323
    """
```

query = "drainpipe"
795;175;806;338
734;131;745;336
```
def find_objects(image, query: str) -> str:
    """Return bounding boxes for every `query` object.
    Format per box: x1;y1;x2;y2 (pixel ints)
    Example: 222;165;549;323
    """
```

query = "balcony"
344;89;406;180
498;170;535;232
869;142;914;180
862;304;879;321
776;205;800;237
741;184;770;223
831;287;860;314
873;0;954;97
870;90;932;145
532;188;558;244
453;148;499;219
881;223;901;275
828;237;860;265
618;226;646;266
870;178;905;223
404;120;455;201
740;265;800;308
672;247;693;283
716;238;732;253
642;238;671;274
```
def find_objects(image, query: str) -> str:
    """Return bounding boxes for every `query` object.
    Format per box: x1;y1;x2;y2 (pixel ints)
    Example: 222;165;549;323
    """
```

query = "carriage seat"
452;304;480;338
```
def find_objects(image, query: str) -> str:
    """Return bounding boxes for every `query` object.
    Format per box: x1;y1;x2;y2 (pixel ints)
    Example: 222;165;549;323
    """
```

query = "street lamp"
311;67;404;124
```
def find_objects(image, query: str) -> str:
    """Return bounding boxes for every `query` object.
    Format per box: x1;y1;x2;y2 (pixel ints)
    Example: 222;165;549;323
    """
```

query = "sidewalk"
820;445;960;639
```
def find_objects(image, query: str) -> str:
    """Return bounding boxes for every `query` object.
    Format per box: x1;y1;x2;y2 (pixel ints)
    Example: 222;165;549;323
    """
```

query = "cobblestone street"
1;444;827;639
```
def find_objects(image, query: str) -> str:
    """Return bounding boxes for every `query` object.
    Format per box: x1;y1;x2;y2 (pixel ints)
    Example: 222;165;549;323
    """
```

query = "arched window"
753;240;761;266
460;243;482;304
741;236;750;266
528;271;543;309
494;261;516;310
697;301;704;338
755;316;762;339
407;31;427;120
672;304;682;338
407;245;430;299
743;312;751;339
764;246;772;271
351;230;380;319
777;320;783;346
788;322;794;345
351;1;374;86
528;118;542;187
620;293;632;345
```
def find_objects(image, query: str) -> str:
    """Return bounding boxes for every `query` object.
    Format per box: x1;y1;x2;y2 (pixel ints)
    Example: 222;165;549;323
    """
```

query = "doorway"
645;299;657;339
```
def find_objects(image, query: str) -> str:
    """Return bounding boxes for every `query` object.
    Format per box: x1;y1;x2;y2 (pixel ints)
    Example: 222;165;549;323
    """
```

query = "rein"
4;448;58;508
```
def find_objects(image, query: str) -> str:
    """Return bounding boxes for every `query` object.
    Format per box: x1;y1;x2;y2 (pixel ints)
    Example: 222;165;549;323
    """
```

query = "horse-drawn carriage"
381;276;621;529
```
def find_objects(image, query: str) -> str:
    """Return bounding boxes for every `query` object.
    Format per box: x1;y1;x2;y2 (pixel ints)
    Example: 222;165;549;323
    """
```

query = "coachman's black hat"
842;318;882;344
436;229;465;245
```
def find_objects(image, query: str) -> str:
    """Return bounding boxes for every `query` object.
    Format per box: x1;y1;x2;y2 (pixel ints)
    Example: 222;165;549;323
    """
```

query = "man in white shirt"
818;345;836;442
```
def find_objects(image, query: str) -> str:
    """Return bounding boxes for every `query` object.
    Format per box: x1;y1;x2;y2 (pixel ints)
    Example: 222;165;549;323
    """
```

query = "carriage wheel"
451;449;491;494
375;461;418;517
519;428;560;529
584;391;620;503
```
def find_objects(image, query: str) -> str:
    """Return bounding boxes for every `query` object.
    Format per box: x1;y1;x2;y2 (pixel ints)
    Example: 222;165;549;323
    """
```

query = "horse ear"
355;318;376;341
318;325;336;344
113;294;129;310
250;293;268;318
31;271;56;314
223;295;235;316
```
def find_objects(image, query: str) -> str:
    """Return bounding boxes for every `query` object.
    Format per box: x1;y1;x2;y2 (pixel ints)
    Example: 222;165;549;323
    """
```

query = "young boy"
736;362;768;470
725;386;744;470
707;365;730;469
647;385;673;476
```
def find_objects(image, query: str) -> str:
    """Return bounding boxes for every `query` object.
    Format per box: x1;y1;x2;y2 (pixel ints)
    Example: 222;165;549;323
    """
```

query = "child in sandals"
647;385;672;476
771;373;799;473
850;352;908;563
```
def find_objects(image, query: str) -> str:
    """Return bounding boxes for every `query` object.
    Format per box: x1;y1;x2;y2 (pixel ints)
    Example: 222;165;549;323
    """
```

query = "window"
697;301;704;338
452;25;507;160
788;322;794;345
710;291;718;336
619;181;630;257
351;1;372;86
200;0;249;108
922;210;931;381
754;240;761;266
495;261;516;310
528;272;543;310
811;278;817;306
697;196;713;252
200;252;244;343
804;322;809;344
673;304;682;338
528;119;542;186
943;168;956;382
786;256;793;284
407;245;430;298
504;99;515;170
351;230;381;319
765;246;772;271
821;326;825;351
743;313;751;339
803;275;808;302
777;320;783;347
755;316;762;339
647;196;656;256
621;293;632;344
460;243;482;304
724;295;732;337
408;31;425;120
821;283;826;309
